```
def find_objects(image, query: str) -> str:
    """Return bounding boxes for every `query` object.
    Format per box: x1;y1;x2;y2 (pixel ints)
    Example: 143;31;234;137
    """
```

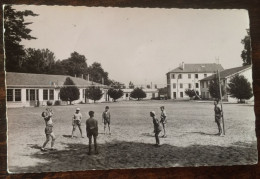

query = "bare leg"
108;124;111;134
94;136;98;154
155;133;160;145
50;133;56;149
78;125;84;138
71;126;76;138
42;135;50;150
88;136;92;155
104;124;106;134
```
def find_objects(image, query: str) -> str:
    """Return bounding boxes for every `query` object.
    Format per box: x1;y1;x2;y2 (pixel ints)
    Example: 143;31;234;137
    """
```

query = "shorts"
73;120;81;126
104;119;110;125
215;116;222;123
87;129;98;138
45;125;53;135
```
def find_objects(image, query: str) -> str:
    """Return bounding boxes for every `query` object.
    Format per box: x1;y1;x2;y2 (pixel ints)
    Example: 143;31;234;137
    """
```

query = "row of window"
201;81;209;88
171;73;207;79
7;89;55;102
172;83;199;89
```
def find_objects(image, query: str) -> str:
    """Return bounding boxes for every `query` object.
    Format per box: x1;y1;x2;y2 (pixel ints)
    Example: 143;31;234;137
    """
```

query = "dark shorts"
45;125;53;135
87;129;98;138
104;119;110;125
215;116;222;123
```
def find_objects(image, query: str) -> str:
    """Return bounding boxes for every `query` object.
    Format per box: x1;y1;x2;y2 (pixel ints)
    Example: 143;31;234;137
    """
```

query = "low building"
119;88;159;100
199;65;253;102
166;62;224;99
6;72;109;108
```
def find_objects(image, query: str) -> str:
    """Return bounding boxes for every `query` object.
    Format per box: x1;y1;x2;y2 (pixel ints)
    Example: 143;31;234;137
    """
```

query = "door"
173;92;176;99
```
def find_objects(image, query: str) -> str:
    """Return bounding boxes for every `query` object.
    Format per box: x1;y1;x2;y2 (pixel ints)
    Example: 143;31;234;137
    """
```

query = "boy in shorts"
71;108;84;138
86;111;98;155
41;108;55;151
214;100;223;136
102;106;111;134
160;106;167;138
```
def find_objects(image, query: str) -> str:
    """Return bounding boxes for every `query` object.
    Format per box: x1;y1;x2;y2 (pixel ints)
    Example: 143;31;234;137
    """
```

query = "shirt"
73;112;82;121
102;111;110;120
86;117;98;131
214;106;222;117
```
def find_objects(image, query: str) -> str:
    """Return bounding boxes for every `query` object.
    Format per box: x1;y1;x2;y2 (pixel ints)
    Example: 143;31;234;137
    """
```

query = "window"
173;83;176;88
15;89;21;101
7;89;13;101
201;82;204;88
196;83;199;88
188;74;191;79
204;74;207;78
43;89;48;100
180;92;183;98
126;93;129;97
188;83;192;88
195;74;198;79
30;89;36;100
172;74;175;79
49;89;54;100
26;89;29;101
178;74;182;79
180;83;183;88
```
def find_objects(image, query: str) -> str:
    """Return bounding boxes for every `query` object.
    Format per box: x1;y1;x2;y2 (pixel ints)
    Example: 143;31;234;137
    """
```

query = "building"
120;88;159;100
200;65;253;102
6;72;109;108
166;62;224;99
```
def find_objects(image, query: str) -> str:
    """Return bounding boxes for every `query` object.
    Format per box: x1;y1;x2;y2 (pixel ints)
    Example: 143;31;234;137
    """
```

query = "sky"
11;5;249;87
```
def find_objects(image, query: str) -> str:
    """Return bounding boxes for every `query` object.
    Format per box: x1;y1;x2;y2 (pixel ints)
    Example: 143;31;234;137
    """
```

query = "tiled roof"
167;63;224;73
6;72;107;88
200;65;252;81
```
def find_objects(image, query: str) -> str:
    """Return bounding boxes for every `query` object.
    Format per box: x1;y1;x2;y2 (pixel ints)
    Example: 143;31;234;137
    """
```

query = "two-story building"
166;62;224;99
6;72;109;108
199;65;253;102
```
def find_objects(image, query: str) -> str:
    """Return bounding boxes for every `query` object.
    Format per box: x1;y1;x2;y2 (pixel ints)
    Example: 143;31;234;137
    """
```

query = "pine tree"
130;88;146;100
60;77;80;104
108;88;124;102
208;74;225;100
85;87;103;103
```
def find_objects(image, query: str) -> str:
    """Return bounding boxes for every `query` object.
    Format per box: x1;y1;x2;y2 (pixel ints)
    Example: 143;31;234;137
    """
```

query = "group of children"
41;101;223;153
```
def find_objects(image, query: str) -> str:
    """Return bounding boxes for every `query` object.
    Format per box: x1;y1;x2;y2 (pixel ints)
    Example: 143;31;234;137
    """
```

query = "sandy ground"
7;100;257;173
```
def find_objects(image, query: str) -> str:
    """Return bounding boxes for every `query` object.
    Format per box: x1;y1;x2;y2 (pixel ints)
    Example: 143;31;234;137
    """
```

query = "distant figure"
86;111;99;155
102;106;111;134
41;108;55;151
71;108;84;138
160;106;167;138
214;100;223;136
150;111;162;146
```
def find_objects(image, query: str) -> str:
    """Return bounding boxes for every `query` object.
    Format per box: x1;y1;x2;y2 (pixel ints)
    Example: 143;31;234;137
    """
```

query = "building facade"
6;72;109;108
166;62;224;99
200;65;253;102
119;88;159;100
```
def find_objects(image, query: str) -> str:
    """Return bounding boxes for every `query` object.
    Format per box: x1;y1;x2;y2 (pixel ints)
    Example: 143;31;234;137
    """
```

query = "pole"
217;70;225;135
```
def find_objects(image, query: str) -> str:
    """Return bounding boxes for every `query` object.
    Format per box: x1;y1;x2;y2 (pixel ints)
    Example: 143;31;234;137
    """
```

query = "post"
217;70;225;135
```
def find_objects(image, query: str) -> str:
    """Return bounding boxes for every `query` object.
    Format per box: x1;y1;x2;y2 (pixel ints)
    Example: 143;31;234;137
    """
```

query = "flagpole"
217;70;225;135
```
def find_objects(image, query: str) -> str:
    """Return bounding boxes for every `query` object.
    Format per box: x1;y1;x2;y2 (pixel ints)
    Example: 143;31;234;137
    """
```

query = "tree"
87;62;109;85
241;29;251;66
85;87;103;103
107;88;124;102
129;81;135;89
60;77;80;105
227;74;253;103
208;75;226;100
22;48;56;73
4;5;38;72
185;89;199;99
146;85;151;89
130;88;147;100
61;52;88;77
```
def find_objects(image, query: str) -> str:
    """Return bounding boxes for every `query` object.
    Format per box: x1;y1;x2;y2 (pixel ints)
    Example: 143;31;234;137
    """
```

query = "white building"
200;65;253;102
166;62;224;99
6;72;109;108
119;88;159;100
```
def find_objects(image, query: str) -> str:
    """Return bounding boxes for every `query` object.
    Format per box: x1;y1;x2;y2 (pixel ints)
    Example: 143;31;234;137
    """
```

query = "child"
214;100;223;136
71;108;84;138
86;111;99;155
102;106;111;134
41;108;55;151
150;111;162;146
160;106;167;138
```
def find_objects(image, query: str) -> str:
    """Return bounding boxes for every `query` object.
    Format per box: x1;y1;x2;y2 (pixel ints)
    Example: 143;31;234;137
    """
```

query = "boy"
86;111;99;155
102;106;111;134
71;108;84;138
214;100;223;136
41;108;55;151
160;106;167;137
150;111;162;146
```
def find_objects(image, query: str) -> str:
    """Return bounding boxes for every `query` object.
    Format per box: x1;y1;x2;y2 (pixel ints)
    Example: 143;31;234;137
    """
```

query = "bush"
54;100;61;106
47;100;53;106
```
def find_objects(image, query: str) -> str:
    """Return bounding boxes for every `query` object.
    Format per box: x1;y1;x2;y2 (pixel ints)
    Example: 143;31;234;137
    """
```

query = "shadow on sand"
12;140;257;173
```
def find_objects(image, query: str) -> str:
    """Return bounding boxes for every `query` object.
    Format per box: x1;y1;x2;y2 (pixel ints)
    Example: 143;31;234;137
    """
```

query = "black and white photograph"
4;5;257;173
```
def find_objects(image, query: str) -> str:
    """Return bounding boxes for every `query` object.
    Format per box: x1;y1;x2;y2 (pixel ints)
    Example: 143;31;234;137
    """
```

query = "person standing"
71;108;84;138
160;106;167;138
214;100;223;136
41;108;55;151
150;111;162;146
86;111;99;155
102;106;111;135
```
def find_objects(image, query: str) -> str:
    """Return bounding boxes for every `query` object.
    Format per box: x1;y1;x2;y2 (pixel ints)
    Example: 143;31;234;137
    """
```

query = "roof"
6;72;108;88
167;63;224;73
122;88;159;93
200;65;252;81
